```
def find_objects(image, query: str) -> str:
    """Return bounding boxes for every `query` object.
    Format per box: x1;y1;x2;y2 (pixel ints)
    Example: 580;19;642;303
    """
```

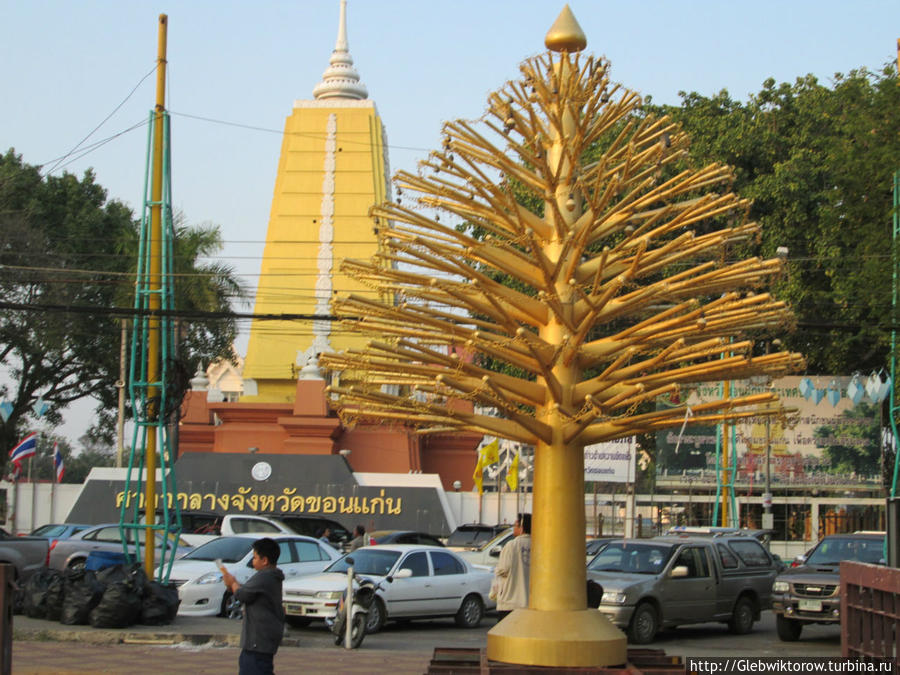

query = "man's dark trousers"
239;649;274;675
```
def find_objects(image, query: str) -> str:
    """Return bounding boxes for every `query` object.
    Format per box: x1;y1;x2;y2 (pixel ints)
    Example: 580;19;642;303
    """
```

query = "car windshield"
181;537;254;563
31;524;68;537
326;549;401;576
477;528;513;552
806;537;885;566
587;542;675;574
447;528;493;547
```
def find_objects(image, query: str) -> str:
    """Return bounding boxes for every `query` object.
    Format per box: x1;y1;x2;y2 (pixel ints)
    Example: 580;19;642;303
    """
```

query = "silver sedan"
47;523;192;571
282;545;495;632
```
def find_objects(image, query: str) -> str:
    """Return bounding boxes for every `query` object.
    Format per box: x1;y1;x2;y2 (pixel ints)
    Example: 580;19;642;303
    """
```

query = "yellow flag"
472;452;484;495
506;452;519;491
481;438;500;465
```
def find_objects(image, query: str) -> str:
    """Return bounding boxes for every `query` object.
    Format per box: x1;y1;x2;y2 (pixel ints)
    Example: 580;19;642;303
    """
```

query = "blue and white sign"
584;437;636;483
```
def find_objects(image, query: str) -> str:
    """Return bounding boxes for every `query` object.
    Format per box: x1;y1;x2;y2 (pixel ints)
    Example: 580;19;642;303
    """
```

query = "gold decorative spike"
545;5;587;53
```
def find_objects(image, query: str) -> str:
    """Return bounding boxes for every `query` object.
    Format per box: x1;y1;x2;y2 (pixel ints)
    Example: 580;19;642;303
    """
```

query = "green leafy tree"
648;65;900;374
0;150;246;468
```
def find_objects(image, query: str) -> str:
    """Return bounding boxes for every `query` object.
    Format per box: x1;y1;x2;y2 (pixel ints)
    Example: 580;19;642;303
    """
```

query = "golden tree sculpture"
321;7;804;667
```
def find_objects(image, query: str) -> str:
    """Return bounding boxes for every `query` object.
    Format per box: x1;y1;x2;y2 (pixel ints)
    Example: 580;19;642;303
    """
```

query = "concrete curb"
12;627;308;648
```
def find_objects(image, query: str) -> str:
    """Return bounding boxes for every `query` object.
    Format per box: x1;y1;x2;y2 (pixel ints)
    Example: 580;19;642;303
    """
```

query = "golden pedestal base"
486;608;627;668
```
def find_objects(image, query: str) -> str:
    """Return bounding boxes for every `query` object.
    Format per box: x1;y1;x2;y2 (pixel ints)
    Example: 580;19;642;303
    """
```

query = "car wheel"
220;591;243;620
455;594;484;628
627;602;658;645
67;558;86;572
728;596;755;635
775;614;803;641
365;597;386;634
285;616;312;628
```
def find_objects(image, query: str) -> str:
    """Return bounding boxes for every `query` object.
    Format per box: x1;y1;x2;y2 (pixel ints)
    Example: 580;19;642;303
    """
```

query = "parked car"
444;524;507;550
0;527;49;581
771;531;886;642
29;523;92;541
665;526;786;570
367;531;445;547
171;534;341;618
585;537;616;562
176;513;296;546
456;527;514;568
282;545;494;632
47;523;193;571
264;515;351;548
587;534;780;644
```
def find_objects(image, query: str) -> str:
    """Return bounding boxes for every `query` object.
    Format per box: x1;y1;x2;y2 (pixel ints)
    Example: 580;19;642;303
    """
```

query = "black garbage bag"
44;572;66;621
12;580;26;615
96;562;148;597
141;581;180;625
60;568;105;625
23;568;64;619
89;578;143;628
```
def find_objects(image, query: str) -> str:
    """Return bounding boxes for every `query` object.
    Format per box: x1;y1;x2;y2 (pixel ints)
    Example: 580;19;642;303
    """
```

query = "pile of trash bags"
20;564;180;628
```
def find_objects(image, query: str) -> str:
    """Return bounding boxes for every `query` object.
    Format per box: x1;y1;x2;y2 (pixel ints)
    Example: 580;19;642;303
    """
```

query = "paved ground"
11;613;481;674
11;611;842;674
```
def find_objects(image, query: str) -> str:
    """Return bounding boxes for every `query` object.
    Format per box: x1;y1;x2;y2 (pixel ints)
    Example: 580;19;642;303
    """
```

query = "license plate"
284;603;303;615
798;599;823;612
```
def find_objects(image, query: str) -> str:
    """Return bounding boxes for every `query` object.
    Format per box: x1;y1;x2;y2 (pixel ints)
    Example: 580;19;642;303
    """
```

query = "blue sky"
2;0;898;441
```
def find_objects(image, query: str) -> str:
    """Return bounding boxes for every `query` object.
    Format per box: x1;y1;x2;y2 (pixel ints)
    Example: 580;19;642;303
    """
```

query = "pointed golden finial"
545;5;587;53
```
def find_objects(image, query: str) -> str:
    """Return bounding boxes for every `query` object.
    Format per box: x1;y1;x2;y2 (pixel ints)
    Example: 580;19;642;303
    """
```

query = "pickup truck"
586;533;779;643
771;531;885;641
177;514;295;546
0;527;49;581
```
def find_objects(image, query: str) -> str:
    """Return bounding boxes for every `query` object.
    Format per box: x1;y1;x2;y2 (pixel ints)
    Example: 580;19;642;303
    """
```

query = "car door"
658;545;716;624
291;539;335;577
428;550;468;613
383;550;433;617
274;539;301;582
82;526;124;555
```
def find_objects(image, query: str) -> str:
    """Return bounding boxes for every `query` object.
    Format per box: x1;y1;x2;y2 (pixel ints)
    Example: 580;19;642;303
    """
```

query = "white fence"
1;481;83;534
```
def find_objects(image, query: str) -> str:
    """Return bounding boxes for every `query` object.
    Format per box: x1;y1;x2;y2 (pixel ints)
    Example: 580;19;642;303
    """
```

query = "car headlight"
194;571;224;585
601;591;627;605
773;581;789;592
316;590;343;600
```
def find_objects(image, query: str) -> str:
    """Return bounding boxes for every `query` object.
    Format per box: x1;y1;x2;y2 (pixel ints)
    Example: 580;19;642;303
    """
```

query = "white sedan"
281;545;495;632
171;534;341;617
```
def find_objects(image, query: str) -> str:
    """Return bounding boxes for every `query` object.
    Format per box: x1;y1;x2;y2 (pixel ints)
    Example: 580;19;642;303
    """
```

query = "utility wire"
41;65;159;176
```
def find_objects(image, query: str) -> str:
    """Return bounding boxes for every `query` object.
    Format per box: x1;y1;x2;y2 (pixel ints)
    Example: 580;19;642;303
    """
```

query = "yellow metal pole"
487;51;626;667
721;379;730;527
144;13;167;579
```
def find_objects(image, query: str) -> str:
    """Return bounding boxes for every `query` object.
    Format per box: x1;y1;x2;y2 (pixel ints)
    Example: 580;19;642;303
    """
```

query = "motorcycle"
327;560;383;649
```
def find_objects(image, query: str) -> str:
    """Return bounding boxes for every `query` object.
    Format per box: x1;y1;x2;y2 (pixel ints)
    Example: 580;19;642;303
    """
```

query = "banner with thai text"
655;375;882;487
584;437;636;483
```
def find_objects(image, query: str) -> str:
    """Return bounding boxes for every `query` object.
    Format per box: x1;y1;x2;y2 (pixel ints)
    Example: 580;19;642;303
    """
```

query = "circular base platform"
487;608;627;667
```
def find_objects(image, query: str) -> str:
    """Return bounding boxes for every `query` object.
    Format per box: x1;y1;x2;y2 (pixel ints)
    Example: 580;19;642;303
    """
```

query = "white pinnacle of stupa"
312;0;368;100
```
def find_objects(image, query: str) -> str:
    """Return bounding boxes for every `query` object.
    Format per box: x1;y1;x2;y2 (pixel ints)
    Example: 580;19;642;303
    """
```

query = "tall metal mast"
120;14;181;582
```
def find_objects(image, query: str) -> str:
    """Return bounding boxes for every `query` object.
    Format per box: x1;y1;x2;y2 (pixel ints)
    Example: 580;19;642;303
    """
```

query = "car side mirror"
345;556;354;566
489;546;502;558
669;565;688;578
247;559;254;568
394;568;413;579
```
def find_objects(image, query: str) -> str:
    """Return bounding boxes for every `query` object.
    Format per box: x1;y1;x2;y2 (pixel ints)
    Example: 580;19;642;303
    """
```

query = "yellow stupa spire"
242;0;390;401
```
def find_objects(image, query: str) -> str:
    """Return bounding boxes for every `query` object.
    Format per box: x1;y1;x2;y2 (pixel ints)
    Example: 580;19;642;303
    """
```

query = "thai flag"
9;461;21;481
53;443;65;482
9;432;37;464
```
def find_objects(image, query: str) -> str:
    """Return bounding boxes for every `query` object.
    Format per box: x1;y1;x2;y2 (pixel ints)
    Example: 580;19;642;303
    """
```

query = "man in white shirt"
493;513;531;617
